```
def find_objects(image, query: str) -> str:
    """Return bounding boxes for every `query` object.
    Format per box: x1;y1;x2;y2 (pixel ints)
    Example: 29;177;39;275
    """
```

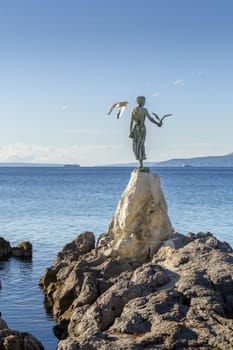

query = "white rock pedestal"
108;170;174;259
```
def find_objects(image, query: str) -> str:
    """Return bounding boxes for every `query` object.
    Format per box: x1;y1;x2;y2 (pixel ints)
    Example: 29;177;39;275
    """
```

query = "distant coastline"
0;162;64;167
106;152;233;168
0;152;233;167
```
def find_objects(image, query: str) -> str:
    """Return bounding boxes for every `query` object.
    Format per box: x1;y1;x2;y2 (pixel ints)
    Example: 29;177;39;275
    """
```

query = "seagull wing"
107;103;117;115
117;105;127;118
161;113;172;122
118;101;128;107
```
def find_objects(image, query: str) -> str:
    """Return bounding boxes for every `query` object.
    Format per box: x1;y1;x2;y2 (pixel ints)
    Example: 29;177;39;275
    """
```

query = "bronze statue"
108;96;172;169
130;96;171;169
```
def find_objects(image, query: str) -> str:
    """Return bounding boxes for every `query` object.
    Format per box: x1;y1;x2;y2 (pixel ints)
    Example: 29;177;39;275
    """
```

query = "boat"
64;164;80;168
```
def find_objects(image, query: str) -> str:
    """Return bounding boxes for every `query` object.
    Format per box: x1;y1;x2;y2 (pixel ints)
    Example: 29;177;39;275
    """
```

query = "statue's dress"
130;107;147;161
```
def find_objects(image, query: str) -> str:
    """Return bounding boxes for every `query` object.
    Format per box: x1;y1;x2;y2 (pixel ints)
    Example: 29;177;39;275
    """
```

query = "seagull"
107;101;129;119
152;113;172;124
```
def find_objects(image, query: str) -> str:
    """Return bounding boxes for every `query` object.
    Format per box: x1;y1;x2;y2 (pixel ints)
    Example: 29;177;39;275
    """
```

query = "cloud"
152;91;160;97
0;143;54;163
173;79;184;86
197;71;204;77
0;143;120;165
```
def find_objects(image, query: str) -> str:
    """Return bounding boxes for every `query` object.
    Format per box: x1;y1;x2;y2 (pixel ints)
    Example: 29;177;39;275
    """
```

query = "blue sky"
0;0;232;165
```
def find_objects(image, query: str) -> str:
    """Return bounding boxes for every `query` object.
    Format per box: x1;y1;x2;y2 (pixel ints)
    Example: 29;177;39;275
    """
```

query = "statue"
108;96;172;169
130;96;171;169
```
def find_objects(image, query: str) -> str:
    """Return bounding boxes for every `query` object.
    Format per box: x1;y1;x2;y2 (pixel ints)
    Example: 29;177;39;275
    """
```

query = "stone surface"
39;231;96;318
12;241;32;258
0;330;45;350
0;237;11;259
108;171;174;259
0;238;33;260
0;314;44;350
40;230;233;350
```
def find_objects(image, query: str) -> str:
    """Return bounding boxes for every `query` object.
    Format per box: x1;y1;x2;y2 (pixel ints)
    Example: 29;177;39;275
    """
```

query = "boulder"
40;230;233;350
0;237;11;259
0;313;44;350
39;231;96;318
12;241;32;258
108;171;174;259
0;238;33;260
0;329;45;350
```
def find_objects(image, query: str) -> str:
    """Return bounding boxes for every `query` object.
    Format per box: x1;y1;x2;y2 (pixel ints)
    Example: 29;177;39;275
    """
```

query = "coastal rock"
0;313;8;330
0;237;11;259
0;238;33;260
39;231;96;318
108;171;174;259
0;330;45;350
12;241;32;258
0;313;44;350
40;230;233;350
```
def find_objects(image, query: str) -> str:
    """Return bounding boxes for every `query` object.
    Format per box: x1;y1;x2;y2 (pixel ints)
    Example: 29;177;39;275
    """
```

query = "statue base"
134;167;150;173
108;171;174;259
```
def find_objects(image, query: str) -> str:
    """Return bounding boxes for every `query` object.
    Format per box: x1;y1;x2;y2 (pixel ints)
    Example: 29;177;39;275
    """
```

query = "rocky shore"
40;231;233;350
39;171;233;350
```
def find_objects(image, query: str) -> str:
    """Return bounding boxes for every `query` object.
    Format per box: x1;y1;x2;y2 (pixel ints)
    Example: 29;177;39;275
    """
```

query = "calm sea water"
0;166;232;349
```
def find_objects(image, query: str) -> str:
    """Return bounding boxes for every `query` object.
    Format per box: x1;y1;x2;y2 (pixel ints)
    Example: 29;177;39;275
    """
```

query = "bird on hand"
107;101;129;119
152;113;172;125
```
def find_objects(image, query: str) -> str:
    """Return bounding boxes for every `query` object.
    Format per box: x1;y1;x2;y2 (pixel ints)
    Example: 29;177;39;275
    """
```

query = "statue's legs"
132;124;146;169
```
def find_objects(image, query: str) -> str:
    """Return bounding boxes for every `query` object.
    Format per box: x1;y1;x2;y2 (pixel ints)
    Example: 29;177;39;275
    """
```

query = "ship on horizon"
64;164;80;168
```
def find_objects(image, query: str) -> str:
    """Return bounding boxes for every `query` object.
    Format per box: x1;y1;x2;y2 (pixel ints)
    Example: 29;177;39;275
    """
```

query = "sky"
0;0;233;166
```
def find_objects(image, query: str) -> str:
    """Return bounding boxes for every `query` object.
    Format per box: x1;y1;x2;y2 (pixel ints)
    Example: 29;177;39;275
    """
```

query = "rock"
0;314;44;350
12;241;32;258
0;329;45;350
40;231;233;350
108;171;174;259
0;313;8;330
39;231;97;317
161;232;193;250
0;237;11;259
0;238;34;260
54;231;95;265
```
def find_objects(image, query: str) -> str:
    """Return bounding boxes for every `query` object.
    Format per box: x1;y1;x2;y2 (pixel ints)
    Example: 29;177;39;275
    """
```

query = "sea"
0;166;232;349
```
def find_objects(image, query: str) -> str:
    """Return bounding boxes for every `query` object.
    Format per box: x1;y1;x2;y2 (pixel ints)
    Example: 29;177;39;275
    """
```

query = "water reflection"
0;256;57;349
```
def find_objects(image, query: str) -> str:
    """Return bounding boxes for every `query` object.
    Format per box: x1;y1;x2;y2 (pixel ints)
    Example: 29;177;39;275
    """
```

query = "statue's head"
136;96;146;106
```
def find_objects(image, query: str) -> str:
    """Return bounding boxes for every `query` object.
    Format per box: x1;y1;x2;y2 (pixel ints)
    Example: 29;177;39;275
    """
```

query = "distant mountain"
107;153;233;167
154;152;233;167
